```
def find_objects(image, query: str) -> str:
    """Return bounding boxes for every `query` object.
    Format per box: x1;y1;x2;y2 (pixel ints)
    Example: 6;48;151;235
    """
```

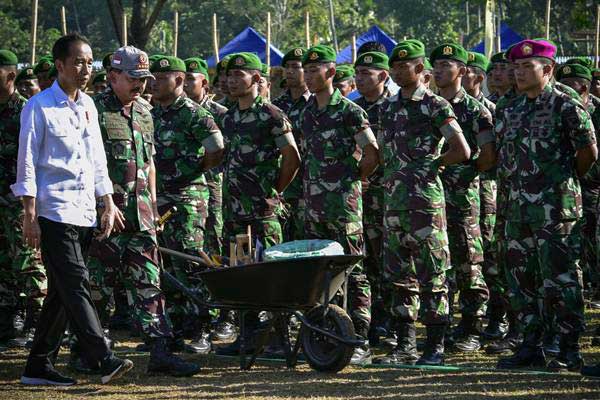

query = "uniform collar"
102;91;145;115
448;86;467;104
308;88;343;111
234;94;264;113
399;84;427;102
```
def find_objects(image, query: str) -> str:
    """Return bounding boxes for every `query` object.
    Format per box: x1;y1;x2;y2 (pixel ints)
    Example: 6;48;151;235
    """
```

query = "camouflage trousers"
158;188;209;333
87;230;173;338
582;187;599;287
305;220;371;338
446;199;489;320
383;208;450;326
204;170;224;256
0;202;46;322
223;216;283;253
282;196;306;242
363;185;386;327
504;219;585;335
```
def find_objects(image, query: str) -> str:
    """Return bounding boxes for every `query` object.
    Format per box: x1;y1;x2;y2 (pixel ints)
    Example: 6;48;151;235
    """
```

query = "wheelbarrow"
159;249;364;373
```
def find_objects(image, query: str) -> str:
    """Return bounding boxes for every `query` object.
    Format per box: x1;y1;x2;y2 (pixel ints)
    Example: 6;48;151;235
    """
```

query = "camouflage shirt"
95;91;155;232
496;84;596;222
440;88;495;212
377;84;457;211
198;95;228;129
152;95;223;193
476;92;497;180
221;95;295;222
580;94;600;188
299;88;376;224
0;91;27;198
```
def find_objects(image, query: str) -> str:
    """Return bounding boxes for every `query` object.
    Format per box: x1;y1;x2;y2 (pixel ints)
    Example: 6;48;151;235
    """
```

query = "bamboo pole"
496;4;501;52
173;11;179;57
327;0;338;52
305;11;310;48
545;0;551;39
465;1;470;36
477;4;481;29
30;0;38;65
122;12;127;46
266;12;271;68
484;0;494;59
61;6;67;35
351;35;357;63
212;13;219;63
596;4;599;68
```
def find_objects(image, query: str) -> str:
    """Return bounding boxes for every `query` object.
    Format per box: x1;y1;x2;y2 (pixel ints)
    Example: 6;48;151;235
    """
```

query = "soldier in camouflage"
272;47;311;242
353;51;392;346
300;45;379;364
0;50;46;350
431;43;495;353
215;56;237;109
373;40;470;367
495;40;597;371
15;67;40;99
151;55;225;353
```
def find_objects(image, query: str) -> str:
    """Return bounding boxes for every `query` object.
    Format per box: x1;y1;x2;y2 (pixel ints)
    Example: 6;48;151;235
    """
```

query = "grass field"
2;310;600;400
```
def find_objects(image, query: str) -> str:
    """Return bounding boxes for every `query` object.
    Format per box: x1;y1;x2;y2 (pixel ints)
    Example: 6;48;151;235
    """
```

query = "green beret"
33;56;53;75
215;55;232;76
102;53;113;70
423;57;432;71
48;65;57;79
15;67;36;84
355;51;389;70
556;63;592;82
430;43;468;65
150;56;186;73
467;52;489;73
593;69;600;81
92;71;107;85
490;51;509;64
226;52;262;73
281;47;305;67
302;45;336;65
185;57;208;76
149;54;164;64
389;39;426;64
0;49;18;66
565;57;594;70
333;64;354;83
260;63;269;78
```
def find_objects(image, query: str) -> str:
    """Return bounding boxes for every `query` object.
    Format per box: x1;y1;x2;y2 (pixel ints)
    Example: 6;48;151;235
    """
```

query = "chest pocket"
405;114;434;160
104;113;133;161
528;118;559;162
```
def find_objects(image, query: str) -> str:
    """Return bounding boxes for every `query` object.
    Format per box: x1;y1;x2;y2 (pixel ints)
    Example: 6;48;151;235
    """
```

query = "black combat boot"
350;321;372;365
547;332;584;372
147;338;201;377
483;315;508;341
416;324;446;366
373;322;418;365
453;317;482;352
497;330;546;369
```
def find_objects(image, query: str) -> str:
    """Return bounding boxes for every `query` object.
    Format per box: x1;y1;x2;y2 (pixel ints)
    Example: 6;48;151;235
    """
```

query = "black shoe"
350;344;372;365
543;333;560;357
416;325;446;366
453;334;481;352
21;368;77;386
485;333;522;355
148;338;201;377
483;319;508;341
497;345;546;369
373;322;418;366
547;333;584;372
185;332;212;355
582;363;600;377
100;355;134;384
212;321;237;342
68;354;101;375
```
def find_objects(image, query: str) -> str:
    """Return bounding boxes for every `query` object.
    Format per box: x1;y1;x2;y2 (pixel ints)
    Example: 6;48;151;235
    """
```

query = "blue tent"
206;27;283;68
336;26;397;64
471;22;523;54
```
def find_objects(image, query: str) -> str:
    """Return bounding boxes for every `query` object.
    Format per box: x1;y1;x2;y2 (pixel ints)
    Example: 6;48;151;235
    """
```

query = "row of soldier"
2;32;600;381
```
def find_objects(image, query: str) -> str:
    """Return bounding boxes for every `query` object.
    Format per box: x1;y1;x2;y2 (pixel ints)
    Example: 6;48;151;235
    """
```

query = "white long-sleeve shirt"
10;80;113;227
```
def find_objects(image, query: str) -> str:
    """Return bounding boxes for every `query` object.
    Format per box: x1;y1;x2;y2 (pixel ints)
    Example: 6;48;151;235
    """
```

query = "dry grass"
2;311;600;400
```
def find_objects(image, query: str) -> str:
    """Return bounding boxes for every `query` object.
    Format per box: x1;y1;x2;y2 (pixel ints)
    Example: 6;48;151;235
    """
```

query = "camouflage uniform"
354;88;392;324
272;88;312;241
496;84;595;336
0;91;46;332
89;91;173;338
299;88;374;338
221;95;295;249
153;94;223;333
377;85;454;325
441;88;492;322
198;96;228;255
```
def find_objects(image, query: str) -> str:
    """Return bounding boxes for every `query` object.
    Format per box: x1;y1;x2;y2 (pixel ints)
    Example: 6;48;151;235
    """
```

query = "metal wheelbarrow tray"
162;253;364;373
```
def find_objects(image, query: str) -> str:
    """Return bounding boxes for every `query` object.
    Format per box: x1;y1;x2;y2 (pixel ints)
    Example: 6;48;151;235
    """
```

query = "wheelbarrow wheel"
299;304;355;373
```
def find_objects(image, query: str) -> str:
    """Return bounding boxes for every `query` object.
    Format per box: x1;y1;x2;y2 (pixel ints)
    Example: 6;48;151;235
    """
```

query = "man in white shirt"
11;33;133;386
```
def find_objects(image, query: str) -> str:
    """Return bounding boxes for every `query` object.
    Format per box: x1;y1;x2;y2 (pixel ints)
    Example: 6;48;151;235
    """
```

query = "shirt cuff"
275;132;296;149
10;182;37;198
476;129;496;147
202;132;225;153
95;178;114;198
354;127;378;149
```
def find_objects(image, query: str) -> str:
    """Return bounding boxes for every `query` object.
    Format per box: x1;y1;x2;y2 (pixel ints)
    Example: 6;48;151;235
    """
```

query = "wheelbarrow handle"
160;267;208;308
158;246;213;268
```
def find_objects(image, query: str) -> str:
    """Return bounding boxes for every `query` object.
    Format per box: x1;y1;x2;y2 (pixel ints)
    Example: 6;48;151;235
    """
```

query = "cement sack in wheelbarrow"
263;239;344;261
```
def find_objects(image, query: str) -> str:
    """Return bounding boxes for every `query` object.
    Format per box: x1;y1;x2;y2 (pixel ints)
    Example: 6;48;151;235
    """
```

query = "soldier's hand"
23;213;41;250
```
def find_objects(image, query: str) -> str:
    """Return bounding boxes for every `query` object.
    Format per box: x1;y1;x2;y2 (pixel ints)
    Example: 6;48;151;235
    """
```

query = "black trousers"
25;217;111;373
